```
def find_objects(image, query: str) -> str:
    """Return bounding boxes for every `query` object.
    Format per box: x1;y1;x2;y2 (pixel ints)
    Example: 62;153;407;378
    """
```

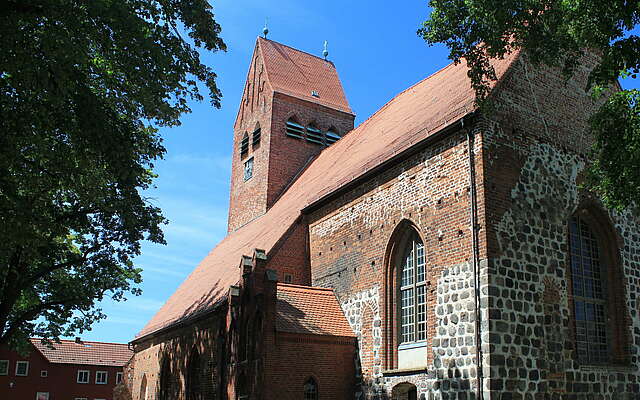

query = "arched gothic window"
567;206;631;365
285;117;304;139
384;222;429;370
325;127;341;144
159;357;172;400
303;377;318;400
306;122;323;144
186;348;201;400
240;132;249;156
139;374;147;400
399;233;427;344
569;214;615;364
252;123;261;146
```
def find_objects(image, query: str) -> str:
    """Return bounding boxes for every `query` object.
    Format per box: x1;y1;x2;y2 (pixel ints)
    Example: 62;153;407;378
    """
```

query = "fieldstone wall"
341;262;486;400
483;137;640;399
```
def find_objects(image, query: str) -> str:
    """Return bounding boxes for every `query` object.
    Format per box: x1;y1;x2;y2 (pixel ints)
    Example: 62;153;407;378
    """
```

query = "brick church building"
122;36;640;399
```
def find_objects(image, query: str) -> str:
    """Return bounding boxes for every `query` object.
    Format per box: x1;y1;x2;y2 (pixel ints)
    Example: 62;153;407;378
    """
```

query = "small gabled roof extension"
136;48;520;340
276;283;354;337
30;338;132;367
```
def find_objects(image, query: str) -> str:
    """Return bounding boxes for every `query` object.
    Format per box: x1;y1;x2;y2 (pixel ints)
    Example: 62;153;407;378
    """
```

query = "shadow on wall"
356;366;474;400
143;315;225;400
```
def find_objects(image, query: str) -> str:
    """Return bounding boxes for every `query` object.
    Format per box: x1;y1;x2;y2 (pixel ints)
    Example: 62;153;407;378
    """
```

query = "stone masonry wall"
481;53;640;399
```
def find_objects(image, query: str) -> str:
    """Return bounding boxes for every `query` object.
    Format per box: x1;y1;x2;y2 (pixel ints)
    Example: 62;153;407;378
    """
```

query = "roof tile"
276;283;354;337
259;38;352;114
30;338;132;367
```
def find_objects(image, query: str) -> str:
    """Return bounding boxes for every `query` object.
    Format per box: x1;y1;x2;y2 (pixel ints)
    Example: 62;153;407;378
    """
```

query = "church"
121;36;640;399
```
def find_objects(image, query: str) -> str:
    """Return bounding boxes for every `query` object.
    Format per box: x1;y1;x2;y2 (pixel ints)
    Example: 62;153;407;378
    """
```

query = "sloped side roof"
276;283;354;337
136;51;519;340
30;338;132;367
258;37;353;114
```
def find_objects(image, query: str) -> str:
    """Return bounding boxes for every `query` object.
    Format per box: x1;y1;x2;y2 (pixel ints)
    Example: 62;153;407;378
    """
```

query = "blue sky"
76;0;640;343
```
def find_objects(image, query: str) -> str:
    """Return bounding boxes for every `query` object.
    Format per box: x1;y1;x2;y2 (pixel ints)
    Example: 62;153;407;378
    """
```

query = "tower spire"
322;40;329;60
263;18;269;39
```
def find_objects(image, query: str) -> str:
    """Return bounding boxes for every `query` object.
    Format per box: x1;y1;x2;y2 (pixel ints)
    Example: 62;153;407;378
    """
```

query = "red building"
0;338;132;400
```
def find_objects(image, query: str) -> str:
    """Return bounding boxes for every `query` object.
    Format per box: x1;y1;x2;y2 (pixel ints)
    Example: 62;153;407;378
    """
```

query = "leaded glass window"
304;377;318;400
399;234;427;344
569;215;609;364
187;349;201;400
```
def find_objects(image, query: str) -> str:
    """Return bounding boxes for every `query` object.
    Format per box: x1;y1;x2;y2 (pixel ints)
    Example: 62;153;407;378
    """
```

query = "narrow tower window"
252;126;261;146
306;123;323;145
285;118;304;139
325;128;341;145
240;133;249;156
243;157;254;181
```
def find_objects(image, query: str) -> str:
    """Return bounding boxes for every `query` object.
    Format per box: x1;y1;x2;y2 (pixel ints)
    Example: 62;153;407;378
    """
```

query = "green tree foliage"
0;0;226;349
419;0;640;210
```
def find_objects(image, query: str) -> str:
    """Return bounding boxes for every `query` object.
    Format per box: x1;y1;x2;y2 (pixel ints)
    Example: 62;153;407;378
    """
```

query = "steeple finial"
263;18;269;39
322;40;329;60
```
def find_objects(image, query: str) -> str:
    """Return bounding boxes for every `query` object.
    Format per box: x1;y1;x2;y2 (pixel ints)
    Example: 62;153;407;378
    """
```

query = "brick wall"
267;93;354;209
263;332;356;400
128;313;226;400
307;128;487;397
267;218;312;285
227;41;355;233
228;48;273;233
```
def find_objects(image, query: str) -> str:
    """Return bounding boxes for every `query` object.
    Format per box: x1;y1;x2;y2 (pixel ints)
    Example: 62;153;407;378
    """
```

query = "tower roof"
135;50;520;341
257;37;353;114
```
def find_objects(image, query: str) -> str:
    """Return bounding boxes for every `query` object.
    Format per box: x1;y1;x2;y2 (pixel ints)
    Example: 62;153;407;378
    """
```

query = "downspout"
465;119;484;400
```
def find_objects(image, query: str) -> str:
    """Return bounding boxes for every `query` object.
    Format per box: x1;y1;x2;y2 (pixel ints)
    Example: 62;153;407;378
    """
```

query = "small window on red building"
96;370;108;384
284;273;293;283
15;361;29;376
116;371;123;384
77;369;89;383
0;360;8;375
40;370;48;377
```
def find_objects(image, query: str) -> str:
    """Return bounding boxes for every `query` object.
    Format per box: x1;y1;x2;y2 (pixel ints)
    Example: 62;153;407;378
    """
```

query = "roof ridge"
258;36;335;65
30;338;130;346
277;282;334;293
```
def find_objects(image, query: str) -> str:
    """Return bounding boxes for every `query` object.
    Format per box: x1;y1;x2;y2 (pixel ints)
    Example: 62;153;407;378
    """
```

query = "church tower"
228;37;355;232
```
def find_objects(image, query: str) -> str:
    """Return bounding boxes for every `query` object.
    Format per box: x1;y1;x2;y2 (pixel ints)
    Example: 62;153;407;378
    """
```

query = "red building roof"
258;37;353;114
275;283;355;337
136;44;520;340
30;338;132;367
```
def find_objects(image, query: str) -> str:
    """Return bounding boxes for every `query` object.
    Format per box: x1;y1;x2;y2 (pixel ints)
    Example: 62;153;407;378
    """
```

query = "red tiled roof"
136;49;520;340
30;338;132;367
258;37;353;114
276;283;354;337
